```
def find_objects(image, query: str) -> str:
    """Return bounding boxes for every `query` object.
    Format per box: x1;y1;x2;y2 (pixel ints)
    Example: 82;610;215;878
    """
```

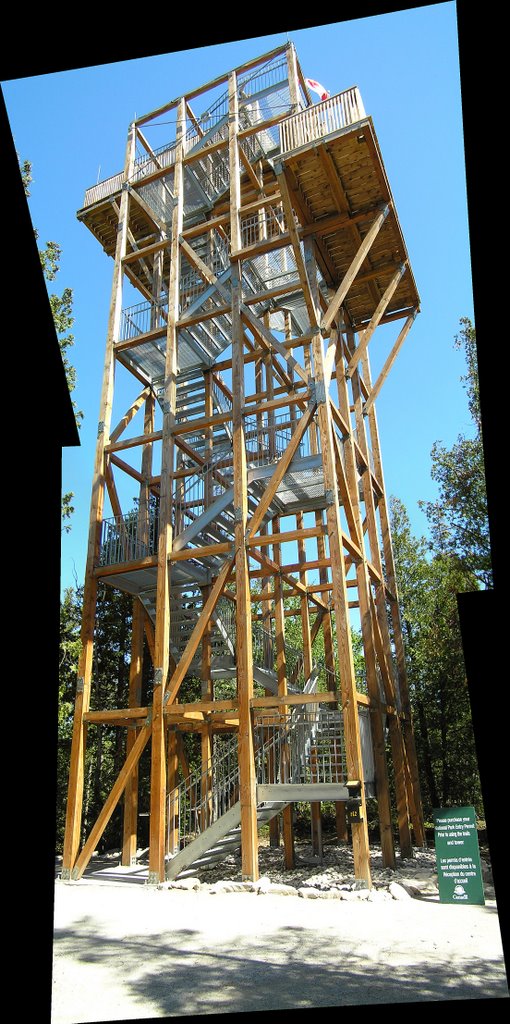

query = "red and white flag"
305;77;330;101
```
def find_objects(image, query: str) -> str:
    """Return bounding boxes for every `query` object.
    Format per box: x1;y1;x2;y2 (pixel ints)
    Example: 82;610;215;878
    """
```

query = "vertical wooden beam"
121;598;145;866
201;604;214;832
230;70;259;882
305;238;372;886
122;388;155;865
201;372;215;829
350;339;413;858
297;512;322;857
290;348;319;852
361;348;425;847
336;333;396;868
166;727;180;855
148;97;186;884
62;122;136;878
286;42;301;113
260;348;280;850
306;331;346;844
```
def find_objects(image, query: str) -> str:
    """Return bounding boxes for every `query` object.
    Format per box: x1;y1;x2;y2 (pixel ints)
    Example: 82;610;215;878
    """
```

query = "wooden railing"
82;142;179;208
83;171;124;207
279;86;366;154
82;85;366;209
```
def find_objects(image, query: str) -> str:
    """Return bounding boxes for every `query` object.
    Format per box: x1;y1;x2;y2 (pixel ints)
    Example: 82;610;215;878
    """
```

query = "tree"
390;496;483;820
57;583;149;854
419;319;492;588
21;158;82;532
57;586;83;849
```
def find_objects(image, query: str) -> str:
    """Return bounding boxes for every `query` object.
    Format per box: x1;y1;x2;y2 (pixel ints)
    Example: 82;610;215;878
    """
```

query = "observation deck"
78;51;419;392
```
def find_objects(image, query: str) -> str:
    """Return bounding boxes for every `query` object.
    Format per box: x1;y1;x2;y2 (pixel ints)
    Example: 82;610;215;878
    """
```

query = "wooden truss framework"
62;43;425;886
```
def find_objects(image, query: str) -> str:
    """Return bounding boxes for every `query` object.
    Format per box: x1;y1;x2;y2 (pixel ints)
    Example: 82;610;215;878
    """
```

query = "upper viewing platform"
78;43;419;380
79;47;367;211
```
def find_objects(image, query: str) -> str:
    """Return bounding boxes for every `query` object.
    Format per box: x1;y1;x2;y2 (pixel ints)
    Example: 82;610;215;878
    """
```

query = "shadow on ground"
53;912;509;1017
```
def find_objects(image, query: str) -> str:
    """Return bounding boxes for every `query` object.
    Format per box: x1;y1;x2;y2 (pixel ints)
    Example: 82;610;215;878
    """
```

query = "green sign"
433;806;485;905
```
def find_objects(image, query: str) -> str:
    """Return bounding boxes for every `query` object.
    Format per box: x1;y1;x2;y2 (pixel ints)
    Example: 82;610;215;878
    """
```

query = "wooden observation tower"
62;43;425;886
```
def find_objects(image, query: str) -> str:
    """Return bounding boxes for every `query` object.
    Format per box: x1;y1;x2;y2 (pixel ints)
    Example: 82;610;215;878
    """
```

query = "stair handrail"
167;732;240;855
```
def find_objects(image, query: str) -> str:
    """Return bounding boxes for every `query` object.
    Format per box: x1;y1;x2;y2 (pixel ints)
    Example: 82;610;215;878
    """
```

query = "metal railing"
243;410;310;465
120;298;168;341
254;709;346;786
83;79;364;211
240;204;287;249
167;701;346;856
98;405;313;567
280;87;366;154
83;171;124;207
173;451;232;541
83;54;292;210
167;732;240;853
131;143;177;185
99;508;159;566
238;53;289;106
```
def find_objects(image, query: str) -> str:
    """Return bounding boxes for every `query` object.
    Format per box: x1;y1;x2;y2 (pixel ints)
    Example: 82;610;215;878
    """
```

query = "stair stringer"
165;798;289;881
166;800;241;881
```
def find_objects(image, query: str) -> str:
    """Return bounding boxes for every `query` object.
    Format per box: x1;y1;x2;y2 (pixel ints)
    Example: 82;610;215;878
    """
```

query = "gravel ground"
51;838;509;1021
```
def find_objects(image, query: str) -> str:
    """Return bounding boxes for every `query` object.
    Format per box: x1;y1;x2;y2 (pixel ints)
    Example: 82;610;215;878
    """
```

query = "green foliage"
388;319;491;819
56;585;149;854
56;586;83;850
61;492;75;534
20;157;32;196
418;319;492;588
20;156;82;535
390;499;483;819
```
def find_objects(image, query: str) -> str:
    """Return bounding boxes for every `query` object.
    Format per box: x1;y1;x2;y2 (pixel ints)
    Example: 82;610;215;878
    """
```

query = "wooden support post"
62;122;136;878
361;348;425;846
260;349;280;851
122;384;155;865
148;96;185;885
122;598;145;866
307;315;345;847
201;579;214;834
167;728;180;855
273;512;295;867
286;42;301;114
305;239;372;886
363;311;418;416
201;375;215;831
230;70;259;882
350;337;413;858
303;537;322;857
200;726;213;830
336;334;396;868
321;204;390;337
344;264;406;380
293;446;321;856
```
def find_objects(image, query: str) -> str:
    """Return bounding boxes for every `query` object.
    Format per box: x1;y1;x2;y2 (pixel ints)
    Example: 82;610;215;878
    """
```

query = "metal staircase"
98;375;325;619
165;681;343;881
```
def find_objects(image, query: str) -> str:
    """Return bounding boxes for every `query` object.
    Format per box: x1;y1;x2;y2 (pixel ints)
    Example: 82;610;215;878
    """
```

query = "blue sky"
2;3;475;595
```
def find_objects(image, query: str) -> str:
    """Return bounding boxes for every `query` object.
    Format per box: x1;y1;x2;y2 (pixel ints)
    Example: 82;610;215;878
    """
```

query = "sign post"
433;806;485;905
